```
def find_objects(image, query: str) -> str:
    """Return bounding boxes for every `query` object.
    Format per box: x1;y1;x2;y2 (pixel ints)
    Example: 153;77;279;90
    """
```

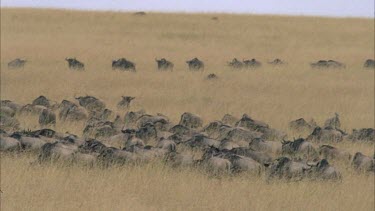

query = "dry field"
1;8;374;210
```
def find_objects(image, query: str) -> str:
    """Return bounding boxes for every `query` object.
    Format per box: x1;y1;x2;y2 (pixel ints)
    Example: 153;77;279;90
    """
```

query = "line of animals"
7;57;375;71
1;96;374;181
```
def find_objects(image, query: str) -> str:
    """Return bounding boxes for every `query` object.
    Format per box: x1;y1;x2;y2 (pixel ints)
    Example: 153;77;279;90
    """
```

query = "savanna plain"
0;8;374;210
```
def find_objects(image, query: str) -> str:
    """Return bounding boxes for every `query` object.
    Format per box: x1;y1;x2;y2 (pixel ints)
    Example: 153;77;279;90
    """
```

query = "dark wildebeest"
8;58;27;69
179;112;203;129
112;58;136;71
363;59;375;69
39;109;56;126
206;73;218;80
186;58;204;71
117;96;135;109
347;128;375;142
243;59;261;68
310;60;345;69
134;11;146;16
352;152;374;172
65;58;85;70
32;96;52;108
228;58;243;69
268;59;284;65
155;58;174;71
281;138;319;160
75;95;106;113
306;127;345;143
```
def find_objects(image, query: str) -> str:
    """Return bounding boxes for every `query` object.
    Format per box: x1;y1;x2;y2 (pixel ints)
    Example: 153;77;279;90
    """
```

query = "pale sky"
1;0;374;18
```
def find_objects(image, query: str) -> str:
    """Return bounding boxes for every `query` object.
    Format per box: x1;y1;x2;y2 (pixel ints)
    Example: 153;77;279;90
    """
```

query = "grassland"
0;8;374;210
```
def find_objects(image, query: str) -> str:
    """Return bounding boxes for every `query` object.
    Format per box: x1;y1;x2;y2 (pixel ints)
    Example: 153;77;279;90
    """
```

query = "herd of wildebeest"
1;95;374;181
6;57;375;72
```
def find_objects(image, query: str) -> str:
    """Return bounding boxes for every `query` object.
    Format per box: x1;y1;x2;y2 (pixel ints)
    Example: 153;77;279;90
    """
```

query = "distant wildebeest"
310;60;345;69
155;58;174;71
112;58;136;71
65;58;85;70
243;59;261;68
228;58;243;69
268;59;284;65
134;11;146;16
117;96;135;109
186;58;204;71
8;58;27;69
363;59;375;69
206;73;218;80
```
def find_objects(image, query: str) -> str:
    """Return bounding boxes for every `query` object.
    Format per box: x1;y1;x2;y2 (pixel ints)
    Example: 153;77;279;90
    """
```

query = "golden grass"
0;8;374;210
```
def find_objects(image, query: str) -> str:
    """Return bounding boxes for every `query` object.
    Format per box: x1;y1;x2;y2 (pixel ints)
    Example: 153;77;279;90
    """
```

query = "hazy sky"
1;0;374;18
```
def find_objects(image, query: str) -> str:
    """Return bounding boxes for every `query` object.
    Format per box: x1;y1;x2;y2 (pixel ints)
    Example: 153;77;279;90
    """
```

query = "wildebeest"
281;138;319;160
186;58;204;71
0;136;21;151
32;96;52;108
155;58;174;71
221;114;239;127
58;100;88;122
243;59;261;68
324;113;341;129
8;58;27;69
179;112;203;129
123;109;146;128
307;159;342;180
118;96;135;109
347;128;375;142
206;73;218;80
249;138;282;154
112;58;136;71
228;58;243;69
266;157;311;180
289;118;317;133
363;59;375;69
268;59;284;65
351;152;374;172
318;145;351;162
306;126;345;143
134;11;146;16
65;58;85;70
75;95;106;113
39;109;56;126
310;60;345;69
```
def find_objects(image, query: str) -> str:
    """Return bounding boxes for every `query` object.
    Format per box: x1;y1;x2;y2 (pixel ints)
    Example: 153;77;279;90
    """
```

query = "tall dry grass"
1;153;374;211
0;8;374;210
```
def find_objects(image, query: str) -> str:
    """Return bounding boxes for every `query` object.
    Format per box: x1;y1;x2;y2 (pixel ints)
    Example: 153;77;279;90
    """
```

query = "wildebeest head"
118;96;135;109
